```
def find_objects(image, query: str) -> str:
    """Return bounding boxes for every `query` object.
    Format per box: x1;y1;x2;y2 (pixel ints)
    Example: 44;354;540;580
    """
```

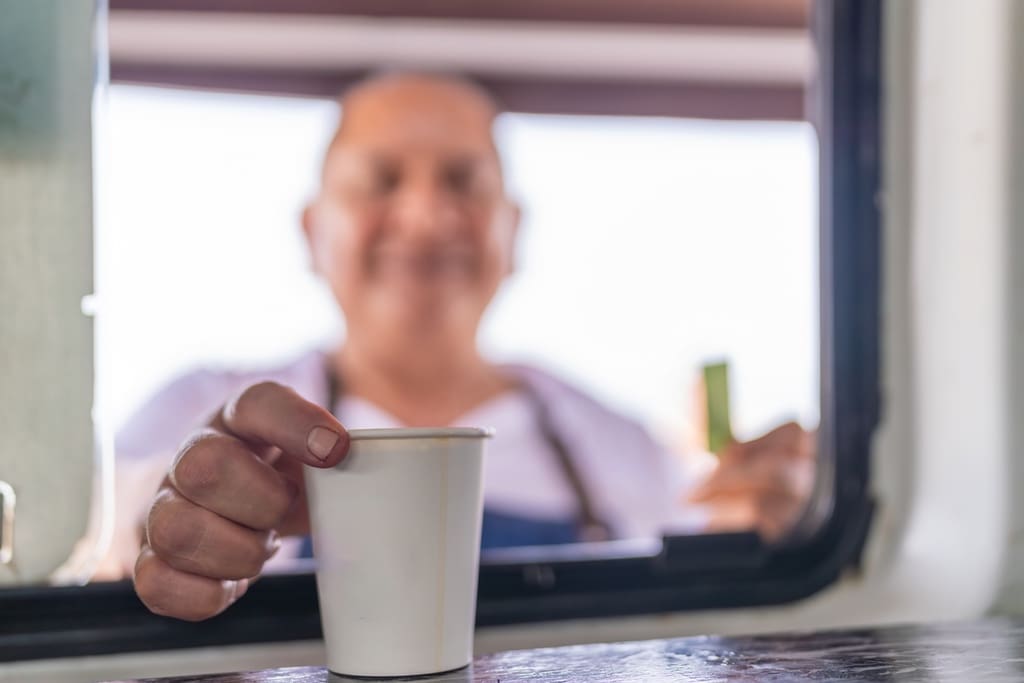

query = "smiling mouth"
370;247;476;282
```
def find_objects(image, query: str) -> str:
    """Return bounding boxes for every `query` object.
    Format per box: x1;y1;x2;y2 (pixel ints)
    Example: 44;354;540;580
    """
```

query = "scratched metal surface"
121;618;1024;682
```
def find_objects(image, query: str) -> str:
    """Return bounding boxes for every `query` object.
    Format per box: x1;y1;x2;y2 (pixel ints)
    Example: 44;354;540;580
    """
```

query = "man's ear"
301;202;319;274
504;200;522;276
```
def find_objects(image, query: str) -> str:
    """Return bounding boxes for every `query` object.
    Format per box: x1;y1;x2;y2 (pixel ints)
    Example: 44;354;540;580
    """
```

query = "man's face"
304;77;518;352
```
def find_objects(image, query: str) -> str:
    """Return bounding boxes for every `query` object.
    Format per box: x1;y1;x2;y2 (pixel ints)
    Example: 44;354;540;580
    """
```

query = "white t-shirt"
338;392;583;521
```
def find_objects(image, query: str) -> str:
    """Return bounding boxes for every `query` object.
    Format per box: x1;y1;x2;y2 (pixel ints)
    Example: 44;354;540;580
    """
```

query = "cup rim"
347;426;494;441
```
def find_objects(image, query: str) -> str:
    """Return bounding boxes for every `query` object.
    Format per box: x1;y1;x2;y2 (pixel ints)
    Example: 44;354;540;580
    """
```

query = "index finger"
211;381;349;468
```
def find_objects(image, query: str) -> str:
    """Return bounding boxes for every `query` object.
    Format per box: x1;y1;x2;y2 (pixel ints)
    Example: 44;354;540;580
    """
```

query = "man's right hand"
133;381;349;621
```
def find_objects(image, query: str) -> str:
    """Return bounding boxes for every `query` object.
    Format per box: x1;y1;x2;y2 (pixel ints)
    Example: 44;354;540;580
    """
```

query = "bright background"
96;85;819;451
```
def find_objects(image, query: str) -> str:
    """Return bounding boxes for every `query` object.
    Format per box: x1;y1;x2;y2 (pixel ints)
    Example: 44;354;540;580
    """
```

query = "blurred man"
117;73;813;621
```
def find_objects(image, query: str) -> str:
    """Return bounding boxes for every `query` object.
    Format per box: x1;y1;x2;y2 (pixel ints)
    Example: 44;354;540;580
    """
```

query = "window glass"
94;85;818;579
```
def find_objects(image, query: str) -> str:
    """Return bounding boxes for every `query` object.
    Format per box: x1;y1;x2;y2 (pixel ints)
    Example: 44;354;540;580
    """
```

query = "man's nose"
390;178;460;239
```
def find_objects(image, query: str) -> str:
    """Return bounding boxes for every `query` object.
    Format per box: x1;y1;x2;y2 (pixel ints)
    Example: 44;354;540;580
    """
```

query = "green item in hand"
703;361;733;455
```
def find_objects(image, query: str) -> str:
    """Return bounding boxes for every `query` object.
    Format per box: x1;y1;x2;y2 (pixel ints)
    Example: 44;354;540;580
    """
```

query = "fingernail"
266;530;282;556
307;426;340;461
231;578;249;603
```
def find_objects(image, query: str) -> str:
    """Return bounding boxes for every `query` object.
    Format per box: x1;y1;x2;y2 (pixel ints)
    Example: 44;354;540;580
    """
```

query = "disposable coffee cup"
304;427;491;678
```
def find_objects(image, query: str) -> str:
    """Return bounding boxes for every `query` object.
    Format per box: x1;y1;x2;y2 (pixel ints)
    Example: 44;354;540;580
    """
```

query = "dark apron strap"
516;381;613;542
322;357;613;543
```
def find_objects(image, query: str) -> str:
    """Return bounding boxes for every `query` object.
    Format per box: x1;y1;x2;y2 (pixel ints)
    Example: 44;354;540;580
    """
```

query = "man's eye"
444;164;475;194
373;169;400;194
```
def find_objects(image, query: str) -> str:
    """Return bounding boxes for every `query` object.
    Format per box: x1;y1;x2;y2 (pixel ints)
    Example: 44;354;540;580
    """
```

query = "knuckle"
233;381;286;415
173;434;230;498
133;553;160;600
148;497;204;560
134;549;228;621
138;586;180;619
142;585;219;622
212;535;267;580
134;555;180;618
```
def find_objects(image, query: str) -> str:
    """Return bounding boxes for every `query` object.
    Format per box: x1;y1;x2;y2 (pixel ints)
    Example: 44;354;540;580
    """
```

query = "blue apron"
479;508;580;548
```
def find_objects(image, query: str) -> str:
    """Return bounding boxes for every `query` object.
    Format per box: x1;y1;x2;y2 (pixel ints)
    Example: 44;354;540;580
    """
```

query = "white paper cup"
304;427;491;678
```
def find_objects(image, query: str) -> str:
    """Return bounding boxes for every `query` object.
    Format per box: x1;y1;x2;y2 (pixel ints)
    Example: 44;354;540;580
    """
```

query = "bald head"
339;73;500;131
325;73;503;172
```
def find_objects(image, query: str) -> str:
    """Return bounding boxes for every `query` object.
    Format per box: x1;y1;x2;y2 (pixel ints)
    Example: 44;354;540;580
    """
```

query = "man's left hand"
686;422;815;541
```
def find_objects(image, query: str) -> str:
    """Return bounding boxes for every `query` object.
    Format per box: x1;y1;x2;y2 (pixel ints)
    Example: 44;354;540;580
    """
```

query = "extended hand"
134;382;349;621
687;422;815;541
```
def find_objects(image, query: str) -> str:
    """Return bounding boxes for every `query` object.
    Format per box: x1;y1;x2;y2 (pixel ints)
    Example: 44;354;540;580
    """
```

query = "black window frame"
0;0;880;662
